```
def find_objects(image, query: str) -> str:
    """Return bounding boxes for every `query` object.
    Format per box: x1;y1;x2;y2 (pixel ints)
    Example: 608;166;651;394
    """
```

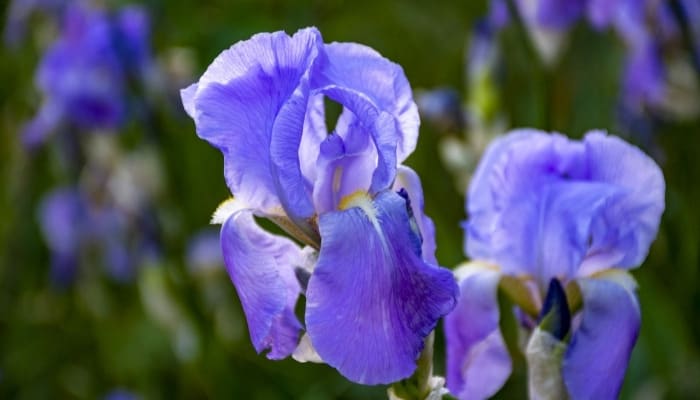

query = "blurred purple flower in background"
482;0;700;133
186;228;223;273
182;27;458;385
22;2;153;149
36;141;164;286
38;186;135;285
37;186;86;286
445;129;665;399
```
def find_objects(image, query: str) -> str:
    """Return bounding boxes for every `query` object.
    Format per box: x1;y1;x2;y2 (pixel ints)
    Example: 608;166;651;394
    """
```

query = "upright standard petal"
444;264;512;400
311;122;377;213
305;190;457;384
465;130;665;280
314;86;399;193
579;131;665;274
186;28;322;214
221;211;303;359
562;274;640;399
314;42;420;162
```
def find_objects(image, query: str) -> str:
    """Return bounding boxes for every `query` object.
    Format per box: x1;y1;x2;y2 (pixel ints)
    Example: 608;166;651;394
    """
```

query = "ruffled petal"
393;165;437;265
465;130;665;280
315;86;398;193
220;210;303;359
465;130;586;276
186;28;322;214
444;264;511;400
305;190;457;384
179;83;197;118
579;131;665;274
315;42;419;162
563;273;640;400
312;119;377;213
298;94;327;186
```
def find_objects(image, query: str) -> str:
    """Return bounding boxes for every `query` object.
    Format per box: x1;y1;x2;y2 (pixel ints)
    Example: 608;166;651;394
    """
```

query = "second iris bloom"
181;28;458;385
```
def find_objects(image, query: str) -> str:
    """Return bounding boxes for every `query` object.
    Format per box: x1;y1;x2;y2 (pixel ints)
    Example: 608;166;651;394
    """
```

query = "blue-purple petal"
113;5;152;76
465;130;665;281
533;0;585;30
38;187;86;285
579;131;665;274
312;125;376;213
186;28;322;215
444;266;512;400
394;165;437;265
221;211;303;359
34;3;127;131
305;190;457;384
563;276;640;399
314;42;419;162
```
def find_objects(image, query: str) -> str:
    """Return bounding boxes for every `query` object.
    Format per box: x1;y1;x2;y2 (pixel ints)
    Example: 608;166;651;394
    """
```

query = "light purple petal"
34;3;127;131
515;0;577;31
305;190;457;384
298;94;327;186
186;229;223;272
314;42;419;162
180;83;197;118
312;120;377;213
620;42;666;109
21;101;63;149
586;0;617;29
466;130;587;276
534;0;585;29
563;276;640;399
114;5;152;75
465;130;665;281
186;28;322;215
394;165;437;265
38;187;86;255
314;86;398;193
444;266;512;400
221;211;303;359
38;187;86;286
578;131;665;274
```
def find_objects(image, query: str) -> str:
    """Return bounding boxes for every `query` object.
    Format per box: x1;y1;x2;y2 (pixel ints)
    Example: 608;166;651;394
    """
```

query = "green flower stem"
388;332;437;400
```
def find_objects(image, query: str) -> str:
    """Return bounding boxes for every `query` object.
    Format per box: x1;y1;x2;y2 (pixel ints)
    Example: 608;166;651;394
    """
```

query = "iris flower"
181;27;457;385
445;130;664;399
38;187;134;285
22;3;152;148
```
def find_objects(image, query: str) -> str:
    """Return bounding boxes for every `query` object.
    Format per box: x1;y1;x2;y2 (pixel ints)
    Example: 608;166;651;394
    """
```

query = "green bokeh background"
1;0;698;398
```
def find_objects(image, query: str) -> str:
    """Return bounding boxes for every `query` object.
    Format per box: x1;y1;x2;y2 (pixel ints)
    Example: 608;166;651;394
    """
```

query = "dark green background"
1;0;698;398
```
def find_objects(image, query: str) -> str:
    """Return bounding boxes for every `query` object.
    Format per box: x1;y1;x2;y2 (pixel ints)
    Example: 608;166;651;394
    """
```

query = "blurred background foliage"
1;0;698;398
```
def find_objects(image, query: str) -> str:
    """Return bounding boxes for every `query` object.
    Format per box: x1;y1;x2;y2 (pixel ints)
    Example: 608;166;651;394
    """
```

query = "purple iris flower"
38;186;87;286
445;130;665;399
586;0;670;112
181;27;458;385
186;229;223;273
22;3;152;148
519;0;586;30
37;186;143;285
